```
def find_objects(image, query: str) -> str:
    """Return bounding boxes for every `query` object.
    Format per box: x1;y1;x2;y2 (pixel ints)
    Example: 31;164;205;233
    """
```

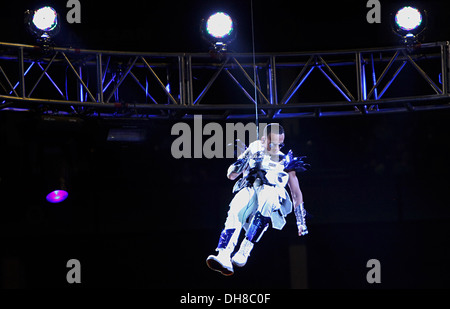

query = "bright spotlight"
25;6;60;43
201;12;236;52
46;190;69;204
392;6;427;44
207;12;234;39
395;7;422;31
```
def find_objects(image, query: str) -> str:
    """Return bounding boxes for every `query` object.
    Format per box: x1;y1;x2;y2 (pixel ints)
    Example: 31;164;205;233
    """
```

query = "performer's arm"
288;171;308;236
227;145;253;180
287;171;303;207
227;157;248;180
228;172;240;180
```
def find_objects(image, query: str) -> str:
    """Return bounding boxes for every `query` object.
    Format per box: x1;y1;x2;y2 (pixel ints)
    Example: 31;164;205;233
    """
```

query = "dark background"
1;0;450;290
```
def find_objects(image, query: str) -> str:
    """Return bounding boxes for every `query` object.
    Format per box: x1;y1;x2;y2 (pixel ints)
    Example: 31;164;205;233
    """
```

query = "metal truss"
0;41;449;120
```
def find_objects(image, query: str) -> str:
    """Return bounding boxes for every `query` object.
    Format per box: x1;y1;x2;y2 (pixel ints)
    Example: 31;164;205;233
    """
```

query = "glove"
294;202;309;236
284;150;311;173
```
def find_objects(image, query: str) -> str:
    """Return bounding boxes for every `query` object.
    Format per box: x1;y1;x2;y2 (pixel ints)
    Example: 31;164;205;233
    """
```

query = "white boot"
232;238;254;267
206;228;240;276
206;248;234;276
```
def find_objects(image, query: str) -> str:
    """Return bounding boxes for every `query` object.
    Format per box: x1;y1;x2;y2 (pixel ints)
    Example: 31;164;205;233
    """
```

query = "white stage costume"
206;140;309;276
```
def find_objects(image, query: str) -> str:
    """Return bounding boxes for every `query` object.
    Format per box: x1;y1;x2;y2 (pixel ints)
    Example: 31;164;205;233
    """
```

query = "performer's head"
261;123;285;155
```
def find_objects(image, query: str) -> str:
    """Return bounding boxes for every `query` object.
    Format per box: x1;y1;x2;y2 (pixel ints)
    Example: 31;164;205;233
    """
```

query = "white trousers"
223;184;282;231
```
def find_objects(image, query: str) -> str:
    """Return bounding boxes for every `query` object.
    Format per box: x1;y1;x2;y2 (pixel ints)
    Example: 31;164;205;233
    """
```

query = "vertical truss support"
269;55;277;105
18;47;25;98
178;55;186;106
444;41;450;95
96;53;104;103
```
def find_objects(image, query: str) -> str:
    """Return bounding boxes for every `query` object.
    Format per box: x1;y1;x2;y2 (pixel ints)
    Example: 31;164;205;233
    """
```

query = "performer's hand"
297;223;308;237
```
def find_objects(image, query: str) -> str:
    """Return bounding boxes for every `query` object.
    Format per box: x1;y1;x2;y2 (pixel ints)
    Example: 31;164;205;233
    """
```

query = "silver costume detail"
294;202;308;236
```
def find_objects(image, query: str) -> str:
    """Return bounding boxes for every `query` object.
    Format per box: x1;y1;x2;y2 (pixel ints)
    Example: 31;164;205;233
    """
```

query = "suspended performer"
206;123;310;276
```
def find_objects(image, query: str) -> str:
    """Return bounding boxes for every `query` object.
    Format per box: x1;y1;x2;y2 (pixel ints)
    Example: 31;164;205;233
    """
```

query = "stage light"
207;12;234;39
107;127;147;142
33;6;58;32
395;7;422;31
201;12;236;52
43;158;70;204
46;190;69;203
25;6;60;43
392;6;427;44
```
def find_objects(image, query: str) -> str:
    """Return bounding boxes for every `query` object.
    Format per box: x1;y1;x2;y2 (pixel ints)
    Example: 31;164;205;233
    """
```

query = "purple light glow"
46;190;68;203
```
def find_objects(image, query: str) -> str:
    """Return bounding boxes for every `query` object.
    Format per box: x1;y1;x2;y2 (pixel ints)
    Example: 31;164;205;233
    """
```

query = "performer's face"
264;133;285;155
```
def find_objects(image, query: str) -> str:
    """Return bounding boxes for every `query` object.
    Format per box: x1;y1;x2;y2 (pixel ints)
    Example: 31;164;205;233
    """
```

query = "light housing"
391;6;427;44
25;6;60;43
201;12;236;52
